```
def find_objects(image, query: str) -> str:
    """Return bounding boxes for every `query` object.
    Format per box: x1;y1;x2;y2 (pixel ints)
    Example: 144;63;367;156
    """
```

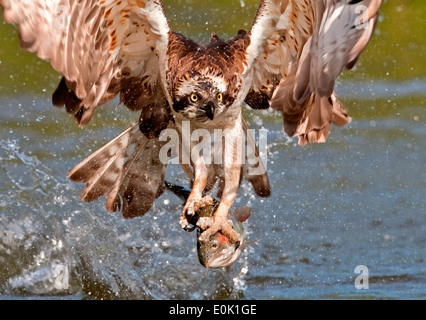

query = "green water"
1;1;425;92
0;0;425;300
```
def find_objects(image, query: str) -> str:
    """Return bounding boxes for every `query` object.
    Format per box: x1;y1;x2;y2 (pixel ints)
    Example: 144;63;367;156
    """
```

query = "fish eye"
190;93;199;102
211;241;219;249
217;92;223;102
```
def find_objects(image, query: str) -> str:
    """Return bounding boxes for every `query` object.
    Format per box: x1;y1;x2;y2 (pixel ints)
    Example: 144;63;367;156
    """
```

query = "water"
0;88;424;299
0;0;425;299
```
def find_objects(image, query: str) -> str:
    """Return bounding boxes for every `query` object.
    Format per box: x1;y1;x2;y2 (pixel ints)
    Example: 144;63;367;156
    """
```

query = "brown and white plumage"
1;0;383;244
67;121;169;219
1;0;170;126
242;0;383;145
65;117;269;220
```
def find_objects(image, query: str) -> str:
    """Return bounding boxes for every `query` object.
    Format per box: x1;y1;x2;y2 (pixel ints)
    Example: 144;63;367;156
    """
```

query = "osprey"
1;0;383;244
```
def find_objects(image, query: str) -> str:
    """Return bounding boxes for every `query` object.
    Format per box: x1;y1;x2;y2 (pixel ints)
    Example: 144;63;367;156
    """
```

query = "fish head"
197;230;242;269
197;207;251;269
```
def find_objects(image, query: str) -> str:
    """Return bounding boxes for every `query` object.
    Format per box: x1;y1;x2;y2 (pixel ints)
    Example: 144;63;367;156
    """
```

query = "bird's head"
171;71;234;122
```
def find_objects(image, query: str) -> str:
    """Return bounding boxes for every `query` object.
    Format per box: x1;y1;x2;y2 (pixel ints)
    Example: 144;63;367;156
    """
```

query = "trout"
165;181;251;269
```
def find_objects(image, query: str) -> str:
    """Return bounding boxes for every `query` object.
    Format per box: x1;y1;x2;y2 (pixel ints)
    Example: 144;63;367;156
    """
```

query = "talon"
180;195;217;233
223;225;240;243
179;195;202;232
179;214;188;229
186;206;195;216
198;216;240;244
196;216;213;230
179;214;195;232
226;218;234;229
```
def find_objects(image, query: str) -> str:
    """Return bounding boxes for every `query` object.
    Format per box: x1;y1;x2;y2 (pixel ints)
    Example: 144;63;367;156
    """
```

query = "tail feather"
68;122;169;218
106;137;168;218
80;152;122;202
67;124;143;183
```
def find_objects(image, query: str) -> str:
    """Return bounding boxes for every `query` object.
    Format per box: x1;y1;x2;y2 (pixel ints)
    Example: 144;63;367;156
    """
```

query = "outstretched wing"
242;0;383;145
0;0;171;126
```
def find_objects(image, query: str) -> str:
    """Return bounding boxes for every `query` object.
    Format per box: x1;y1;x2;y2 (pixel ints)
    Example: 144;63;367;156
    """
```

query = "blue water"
0;81;425;299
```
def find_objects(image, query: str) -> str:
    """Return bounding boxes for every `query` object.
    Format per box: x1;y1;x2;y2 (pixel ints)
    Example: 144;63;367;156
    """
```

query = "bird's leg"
197;168;241;243
197;136;242;243
179;157;211;230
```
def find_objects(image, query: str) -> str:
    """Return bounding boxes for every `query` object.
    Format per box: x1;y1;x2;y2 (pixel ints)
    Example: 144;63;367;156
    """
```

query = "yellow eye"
190;93;198;102
217;93;223;102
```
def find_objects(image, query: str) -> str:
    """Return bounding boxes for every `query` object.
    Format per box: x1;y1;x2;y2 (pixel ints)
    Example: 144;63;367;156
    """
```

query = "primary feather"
1;0;170;125
242;0;383;145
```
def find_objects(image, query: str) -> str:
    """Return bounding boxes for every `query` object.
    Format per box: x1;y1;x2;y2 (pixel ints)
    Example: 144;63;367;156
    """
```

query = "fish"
197;205;251;269
164;181;251;269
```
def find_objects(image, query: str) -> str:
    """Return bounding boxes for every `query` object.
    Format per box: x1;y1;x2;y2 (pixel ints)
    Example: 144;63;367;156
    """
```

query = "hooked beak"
200;101;215;120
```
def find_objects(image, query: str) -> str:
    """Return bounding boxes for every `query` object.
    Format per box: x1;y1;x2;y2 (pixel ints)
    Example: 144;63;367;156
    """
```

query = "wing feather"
68;121;171;219
243;0;383;145
1;0;171;126
242;118;271;198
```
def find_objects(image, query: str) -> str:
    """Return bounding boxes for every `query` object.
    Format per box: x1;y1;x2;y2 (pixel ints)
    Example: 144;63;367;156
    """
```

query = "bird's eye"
217;93;223;102
211;241;219;249
190;93;198;102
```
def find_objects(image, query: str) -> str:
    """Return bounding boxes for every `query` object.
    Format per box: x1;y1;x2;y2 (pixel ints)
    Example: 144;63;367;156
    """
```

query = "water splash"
0;139;250;299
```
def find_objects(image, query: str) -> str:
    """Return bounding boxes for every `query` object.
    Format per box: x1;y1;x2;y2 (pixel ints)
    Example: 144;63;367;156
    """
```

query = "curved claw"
196;216;214;230
179;195;215;232
179;214;196;232
186;206;195;217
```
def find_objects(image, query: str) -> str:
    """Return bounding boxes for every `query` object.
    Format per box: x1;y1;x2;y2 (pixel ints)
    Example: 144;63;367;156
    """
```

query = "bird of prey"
1;0;383;244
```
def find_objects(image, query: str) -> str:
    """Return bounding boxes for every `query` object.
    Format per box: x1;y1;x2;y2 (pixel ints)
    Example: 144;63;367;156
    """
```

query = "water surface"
0;0;425;299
